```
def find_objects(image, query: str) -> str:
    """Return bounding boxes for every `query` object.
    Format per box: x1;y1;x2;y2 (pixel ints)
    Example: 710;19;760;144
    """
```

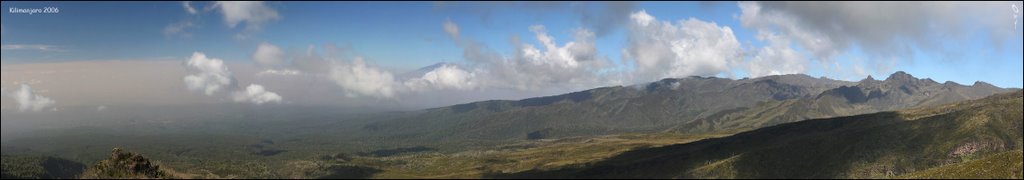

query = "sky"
1;1;1023;111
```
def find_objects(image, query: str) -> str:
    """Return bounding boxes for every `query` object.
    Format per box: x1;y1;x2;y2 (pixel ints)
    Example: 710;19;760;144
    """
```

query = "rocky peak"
860;75;878;83
885;71;917;83
81;148;171;179
857;75;880;87
972;81;999;89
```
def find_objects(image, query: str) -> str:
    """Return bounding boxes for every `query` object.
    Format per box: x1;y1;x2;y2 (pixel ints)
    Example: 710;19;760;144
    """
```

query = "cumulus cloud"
253;42;286;67
505;25;607;89
624;10;743;82
9;84;56;112
329;57;400;99
182;52;283;104
232;84;282;104
445;21;610;91
183;52;235;96
746;32;808;77
215;1;280;31
738;1;1018;62
436;18;615;92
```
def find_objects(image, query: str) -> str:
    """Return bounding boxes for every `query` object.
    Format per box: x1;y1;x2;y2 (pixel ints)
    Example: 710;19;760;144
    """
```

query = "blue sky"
2;1;1022;88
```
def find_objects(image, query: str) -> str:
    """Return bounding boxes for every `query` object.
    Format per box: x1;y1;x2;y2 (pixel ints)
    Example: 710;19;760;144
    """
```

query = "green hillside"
489;91;1023;179
900;149;1023;179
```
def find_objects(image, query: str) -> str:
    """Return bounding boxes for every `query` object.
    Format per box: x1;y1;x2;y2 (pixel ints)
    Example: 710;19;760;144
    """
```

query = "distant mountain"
681;71;1012;133
489;90;1024;178
397;62;461;80
357;72;1012;145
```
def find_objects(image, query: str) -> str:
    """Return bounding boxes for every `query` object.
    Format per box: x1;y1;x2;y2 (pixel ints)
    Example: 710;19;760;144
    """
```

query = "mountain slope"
899;149;1023;179
356;72;1010;146
489;90;1024;179
360;74;844;143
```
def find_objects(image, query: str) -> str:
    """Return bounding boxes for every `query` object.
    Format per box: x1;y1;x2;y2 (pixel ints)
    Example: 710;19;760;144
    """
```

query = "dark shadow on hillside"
516;90;593;107
484;111;994;179
40;157;86;179
1;156;87;179
316;165;382;179
448;90;594;114
358;146;436;157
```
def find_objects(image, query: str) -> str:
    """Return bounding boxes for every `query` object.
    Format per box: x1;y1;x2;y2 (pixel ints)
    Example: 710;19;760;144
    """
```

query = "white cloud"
183;1;198;15
183;52;235;96
746;32;808;77
232;84;282;104
630;10;654;26
504;25;608;90
96;105;108;112
215;1;280;31
522;25;581;69
253;42;286;66
1;44;65;52
329;57;399;99
624;10;743;82
443;18;460;40
293;44;481;99
444;20;611;92
9;84;56;112
182;52;284;104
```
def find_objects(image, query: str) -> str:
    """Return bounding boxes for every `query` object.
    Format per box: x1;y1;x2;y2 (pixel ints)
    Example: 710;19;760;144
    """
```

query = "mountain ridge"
354;71;1012;146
